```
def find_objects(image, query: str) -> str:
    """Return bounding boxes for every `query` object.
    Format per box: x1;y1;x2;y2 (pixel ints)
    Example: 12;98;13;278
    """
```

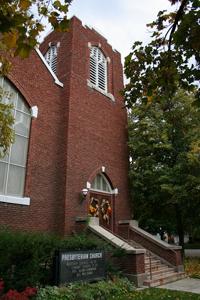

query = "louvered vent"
44;45;57;74
90;47;107;92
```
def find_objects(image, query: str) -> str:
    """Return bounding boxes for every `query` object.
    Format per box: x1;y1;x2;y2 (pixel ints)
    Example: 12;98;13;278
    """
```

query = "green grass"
128;288;200;300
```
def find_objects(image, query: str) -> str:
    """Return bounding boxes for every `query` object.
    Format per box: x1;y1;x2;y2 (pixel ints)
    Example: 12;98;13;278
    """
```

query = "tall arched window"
44;45;57;74
0;78;31;198
91;173;112;193
89;47;107;92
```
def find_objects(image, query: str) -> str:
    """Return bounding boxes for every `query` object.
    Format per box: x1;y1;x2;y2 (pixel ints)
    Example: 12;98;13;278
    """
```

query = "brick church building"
0;17;131;236
0;16;185;286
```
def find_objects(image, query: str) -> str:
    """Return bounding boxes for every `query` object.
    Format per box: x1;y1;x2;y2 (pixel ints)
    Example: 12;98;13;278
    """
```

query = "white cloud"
68;0;173;63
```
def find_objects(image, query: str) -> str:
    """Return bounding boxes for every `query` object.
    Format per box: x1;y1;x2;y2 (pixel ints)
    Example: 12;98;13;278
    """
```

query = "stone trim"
88;217;145;254
35;47;64;87
0;194;30;205
129;221;182;250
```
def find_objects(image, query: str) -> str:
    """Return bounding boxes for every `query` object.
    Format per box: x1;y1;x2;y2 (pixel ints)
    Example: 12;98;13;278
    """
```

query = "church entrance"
88;173;114;231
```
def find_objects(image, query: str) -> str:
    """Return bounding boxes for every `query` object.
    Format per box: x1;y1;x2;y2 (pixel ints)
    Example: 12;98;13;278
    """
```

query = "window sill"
0;194;30;206
87;80;115;102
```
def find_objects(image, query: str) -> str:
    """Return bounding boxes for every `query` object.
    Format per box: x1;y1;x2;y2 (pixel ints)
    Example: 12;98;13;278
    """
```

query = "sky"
68;0;174;63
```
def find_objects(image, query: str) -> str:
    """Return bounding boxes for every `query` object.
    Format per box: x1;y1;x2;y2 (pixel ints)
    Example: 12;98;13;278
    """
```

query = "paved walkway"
158;278;200;294
185;249;200;257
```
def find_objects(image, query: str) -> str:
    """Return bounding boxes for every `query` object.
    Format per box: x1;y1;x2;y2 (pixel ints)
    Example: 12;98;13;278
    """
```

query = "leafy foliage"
0;0;72;153
0;0;72;74
124;0;200;108
0;283;37;300
0;87;15;158
128;90;200;246
0;228;108;292
185;258;200;279
36;278;134;300
36;283;200;300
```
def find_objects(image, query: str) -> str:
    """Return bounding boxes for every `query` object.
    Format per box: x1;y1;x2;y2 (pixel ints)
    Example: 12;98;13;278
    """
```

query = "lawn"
121;288;200;300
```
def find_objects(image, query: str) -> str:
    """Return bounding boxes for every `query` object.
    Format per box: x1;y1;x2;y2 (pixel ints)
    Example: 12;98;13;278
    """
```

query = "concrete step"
145;265;170;273
145;260;162;267
145;257;160;263
146;268;175;279
127;239;186;287
143;272;186;287
145;261;165;269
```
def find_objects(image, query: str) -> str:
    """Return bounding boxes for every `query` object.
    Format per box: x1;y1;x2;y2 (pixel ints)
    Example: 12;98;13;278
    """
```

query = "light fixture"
81;188;88;198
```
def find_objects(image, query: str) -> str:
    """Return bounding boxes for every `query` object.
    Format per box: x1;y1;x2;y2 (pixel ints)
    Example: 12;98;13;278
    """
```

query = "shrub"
185;258;200;279
0;228;109;292
35;278;134;300
0;278;37;300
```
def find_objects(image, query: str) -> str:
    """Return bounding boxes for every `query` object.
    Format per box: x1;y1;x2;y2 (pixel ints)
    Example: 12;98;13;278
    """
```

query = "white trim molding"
34;47;64;87
101;166;106;173
88;42;92;49
106;57;111;64
86;181;91;189
89;188;112;195
0;194;30;206
113;188;118;195
87;80;115;102
31;106;38;118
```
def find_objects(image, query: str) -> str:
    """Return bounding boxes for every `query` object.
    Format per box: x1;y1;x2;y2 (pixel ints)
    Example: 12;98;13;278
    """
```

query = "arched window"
89;47;107;92
0;78;31;198
91;173;112;193
44;45;57;74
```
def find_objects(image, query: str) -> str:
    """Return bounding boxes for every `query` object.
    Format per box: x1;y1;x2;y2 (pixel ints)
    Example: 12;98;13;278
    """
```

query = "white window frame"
89;46;107;92
90;173;112;194
88;45;115;102
44;45;57;74
0;78;31;206
0;195;30;205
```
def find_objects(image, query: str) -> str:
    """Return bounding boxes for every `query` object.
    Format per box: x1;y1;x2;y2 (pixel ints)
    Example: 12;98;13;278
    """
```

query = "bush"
0;228;109;292
184;243;200;249
35;278;134;300
185;258;200;279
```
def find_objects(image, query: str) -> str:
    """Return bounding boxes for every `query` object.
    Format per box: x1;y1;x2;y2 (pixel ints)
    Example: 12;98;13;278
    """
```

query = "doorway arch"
89;173;115;231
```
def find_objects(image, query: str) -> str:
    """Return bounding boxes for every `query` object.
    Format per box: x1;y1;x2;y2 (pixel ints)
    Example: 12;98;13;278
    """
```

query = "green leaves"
0;87;15;158
124;0;200;108
128;89;200;238
0;0;72;75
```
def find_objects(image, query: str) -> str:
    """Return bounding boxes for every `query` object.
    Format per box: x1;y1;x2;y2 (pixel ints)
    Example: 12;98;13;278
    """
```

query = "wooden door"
89;192;113;231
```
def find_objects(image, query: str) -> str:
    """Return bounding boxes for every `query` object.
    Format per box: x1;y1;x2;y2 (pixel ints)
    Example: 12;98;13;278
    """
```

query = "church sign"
54;250;105;285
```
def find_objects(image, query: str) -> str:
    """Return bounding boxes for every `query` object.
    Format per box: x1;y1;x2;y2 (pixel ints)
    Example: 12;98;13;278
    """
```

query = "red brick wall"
60;17;130;234
129;228;183;266
40;17;130;234
0;51;66;235
112;253;145;275
0;16;131;236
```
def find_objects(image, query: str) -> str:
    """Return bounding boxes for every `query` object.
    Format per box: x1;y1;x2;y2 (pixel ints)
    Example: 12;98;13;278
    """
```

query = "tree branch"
168;0;188;51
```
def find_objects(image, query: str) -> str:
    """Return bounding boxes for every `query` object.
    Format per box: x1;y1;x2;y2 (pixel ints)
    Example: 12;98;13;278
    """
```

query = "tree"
0;87;14;158
124;0;200;108
128;90;200;247
0;0;72;74
0;0;72;156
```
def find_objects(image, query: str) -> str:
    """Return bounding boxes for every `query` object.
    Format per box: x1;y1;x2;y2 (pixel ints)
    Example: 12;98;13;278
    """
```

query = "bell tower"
41;16;130;235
